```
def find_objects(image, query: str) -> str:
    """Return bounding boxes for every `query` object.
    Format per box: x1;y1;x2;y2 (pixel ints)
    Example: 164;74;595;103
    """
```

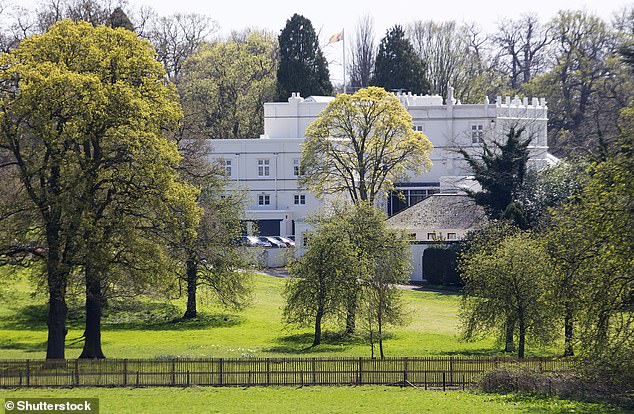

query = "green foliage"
180;32;277;139
460;229;557;358
276;14;332;100
518;160;587;228
459;127;531;227
422;246;461;286
371;25;429;94
284;202;411;357
547;125;634;383
283;213;357;346
108;7;134;31
0;20;201;358
302;86;432;203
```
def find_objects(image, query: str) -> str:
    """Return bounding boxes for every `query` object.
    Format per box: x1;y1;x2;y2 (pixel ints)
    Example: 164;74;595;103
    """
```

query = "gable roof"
387;194;487;231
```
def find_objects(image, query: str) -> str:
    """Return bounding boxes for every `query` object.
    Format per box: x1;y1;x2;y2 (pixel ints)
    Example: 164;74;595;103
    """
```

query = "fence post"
267;358;271;386
424;371;427;390
187;370;191;387
449;356;454;385
312;358;316;385
136;371;139;386
171;360;176;386
26;360;30;387
358;357;362;385
219;359;223;386
123;359;128;386
442;372;446;392
403;357;408;385
74;359;80;386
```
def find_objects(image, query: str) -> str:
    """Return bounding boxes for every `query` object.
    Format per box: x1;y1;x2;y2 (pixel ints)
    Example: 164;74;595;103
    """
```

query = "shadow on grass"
492;393;623;414
265;331;395;355
408;283;462;296
0;300;244;332
438;348;507;357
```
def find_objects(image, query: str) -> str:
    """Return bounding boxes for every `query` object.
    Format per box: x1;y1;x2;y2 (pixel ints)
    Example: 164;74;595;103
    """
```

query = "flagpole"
342;28;346;94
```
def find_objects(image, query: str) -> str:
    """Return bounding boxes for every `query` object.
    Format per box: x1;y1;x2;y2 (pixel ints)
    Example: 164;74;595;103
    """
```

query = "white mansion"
210;89;554;278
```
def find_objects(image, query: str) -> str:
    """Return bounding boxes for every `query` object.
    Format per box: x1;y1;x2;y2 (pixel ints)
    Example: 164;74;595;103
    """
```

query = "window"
413;124;424;132
294;194;306;205
257;159;270;177
258;194;270;206
427;233;436;241
447;233;457;240
222;159;232;177
293;159;301;176
471;124;484;144
408;233;417;240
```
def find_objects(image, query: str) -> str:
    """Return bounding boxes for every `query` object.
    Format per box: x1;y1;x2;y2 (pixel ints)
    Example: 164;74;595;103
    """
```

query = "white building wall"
209;91;550;239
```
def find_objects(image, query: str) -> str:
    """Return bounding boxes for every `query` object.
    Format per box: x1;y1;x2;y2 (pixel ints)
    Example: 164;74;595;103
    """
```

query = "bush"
479;366;633;409
423;246;461;285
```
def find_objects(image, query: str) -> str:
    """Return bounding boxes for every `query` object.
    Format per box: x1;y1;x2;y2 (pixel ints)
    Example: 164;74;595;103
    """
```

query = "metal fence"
0;357;572;389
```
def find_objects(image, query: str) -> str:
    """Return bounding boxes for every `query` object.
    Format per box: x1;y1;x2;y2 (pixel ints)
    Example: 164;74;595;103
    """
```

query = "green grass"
0;270;559;359
1;387;626;414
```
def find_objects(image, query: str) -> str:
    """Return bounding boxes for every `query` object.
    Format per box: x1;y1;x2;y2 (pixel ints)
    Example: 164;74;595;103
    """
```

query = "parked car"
259;236;286;248
243;235;271;247
272;236;295;247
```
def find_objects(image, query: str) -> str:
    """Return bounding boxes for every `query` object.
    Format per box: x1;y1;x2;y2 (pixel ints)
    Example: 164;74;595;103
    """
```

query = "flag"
328;30;343;44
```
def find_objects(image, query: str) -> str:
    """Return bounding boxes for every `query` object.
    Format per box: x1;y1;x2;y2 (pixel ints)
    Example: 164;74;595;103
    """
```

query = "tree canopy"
301;86;432;204
371;25;429;94
0;20;201;359
276;14;332;100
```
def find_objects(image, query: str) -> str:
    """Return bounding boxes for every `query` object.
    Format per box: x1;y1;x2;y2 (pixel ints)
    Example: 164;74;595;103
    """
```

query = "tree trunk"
504;318;515;353
45;226;68;361
46;282;68;360
518;318;526;359
183;258;198;319
378;313;384;359
313;306;323;347
79;265;105;359
345;287;357;335
563;304;574;357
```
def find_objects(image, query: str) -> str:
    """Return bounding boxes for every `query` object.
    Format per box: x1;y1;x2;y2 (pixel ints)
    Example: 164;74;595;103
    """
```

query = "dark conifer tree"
108;7;134;32
276;14;333;100
371;25;429;94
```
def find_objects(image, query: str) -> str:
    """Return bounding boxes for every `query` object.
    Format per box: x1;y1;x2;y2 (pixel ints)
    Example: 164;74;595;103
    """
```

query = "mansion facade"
210;87;553;243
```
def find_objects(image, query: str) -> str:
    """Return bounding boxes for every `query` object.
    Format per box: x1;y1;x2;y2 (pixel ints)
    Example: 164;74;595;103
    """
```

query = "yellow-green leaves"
302;86;432;203
179;31;277;139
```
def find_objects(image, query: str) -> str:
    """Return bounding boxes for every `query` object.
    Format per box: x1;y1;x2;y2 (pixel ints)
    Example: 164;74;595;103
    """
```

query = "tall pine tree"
276;14;333;100
371;25;429;94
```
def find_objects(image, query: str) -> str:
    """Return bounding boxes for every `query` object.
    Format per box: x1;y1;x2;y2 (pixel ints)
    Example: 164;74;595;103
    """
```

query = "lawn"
1;387;626;414
0;270;560;359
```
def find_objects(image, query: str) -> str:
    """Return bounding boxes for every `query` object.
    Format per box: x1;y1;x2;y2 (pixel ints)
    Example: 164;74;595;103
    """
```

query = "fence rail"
0;357;573;388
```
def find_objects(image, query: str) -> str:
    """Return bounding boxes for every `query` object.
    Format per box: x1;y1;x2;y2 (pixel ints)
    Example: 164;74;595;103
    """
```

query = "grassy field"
1;387;627;414
0;270;563;360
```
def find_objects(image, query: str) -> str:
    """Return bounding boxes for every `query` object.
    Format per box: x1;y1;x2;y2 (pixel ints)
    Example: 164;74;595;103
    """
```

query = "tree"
524;11;631;156
371;25;429;94
276;14;332;100
283;212;358;346
545;109;633;377
0;20;201;359
348;15;376;91
301;86;433;204
492;14;552;91
459;127;531;227
460;229;556;358
407;20;486;101
283;202;410;357
351;202;410;358
180;31;277;139
147;13;216;83
108;6;134;31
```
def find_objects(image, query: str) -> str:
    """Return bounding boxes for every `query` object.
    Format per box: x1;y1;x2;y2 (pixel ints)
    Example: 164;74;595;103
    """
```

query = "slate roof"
387;194;487;230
